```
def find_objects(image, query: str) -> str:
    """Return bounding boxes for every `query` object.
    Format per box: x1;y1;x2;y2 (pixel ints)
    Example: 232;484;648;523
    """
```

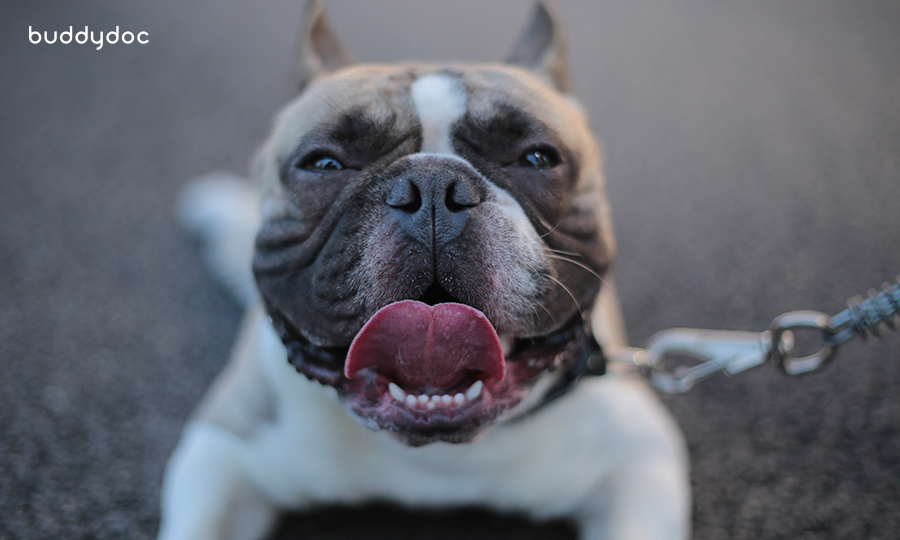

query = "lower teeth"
386;380;484;408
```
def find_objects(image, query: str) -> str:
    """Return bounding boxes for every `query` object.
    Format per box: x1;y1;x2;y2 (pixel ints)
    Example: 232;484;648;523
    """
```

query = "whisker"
535;301;557;327
546;247;583;258
232;278;259;293
530;304;541;327
483;168;499;187
545;254;605;283
544;274;584;324
215;275;259;298
538;218;562;239
511;84;551;117
305;86;350;116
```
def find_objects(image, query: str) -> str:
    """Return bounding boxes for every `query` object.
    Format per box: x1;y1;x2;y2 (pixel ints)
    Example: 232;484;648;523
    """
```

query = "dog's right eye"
298;155;344;172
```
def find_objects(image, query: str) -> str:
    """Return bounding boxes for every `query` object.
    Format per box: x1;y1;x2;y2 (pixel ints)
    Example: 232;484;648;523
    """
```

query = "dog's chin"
268;306;585;447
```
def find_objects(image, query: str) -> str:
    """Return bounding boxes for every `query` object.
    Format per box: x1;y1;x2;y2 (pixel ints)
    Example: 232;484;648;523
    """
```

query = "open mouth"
265;283;588;446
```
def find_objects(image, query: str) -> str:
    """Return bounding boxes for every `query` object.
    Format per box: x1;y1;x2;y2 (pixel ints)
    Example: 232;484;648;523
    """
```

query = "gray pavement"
2;0;899;538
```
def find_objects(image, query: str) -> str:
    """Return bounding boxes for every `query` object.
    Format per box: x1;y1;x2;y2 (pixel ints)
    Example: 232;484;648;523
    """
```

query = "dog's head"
252;0;614;446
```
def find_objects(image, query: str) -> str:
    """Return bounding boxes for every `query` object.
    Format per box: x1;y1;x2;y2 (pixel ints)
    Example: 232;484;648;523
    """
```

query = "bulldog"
159;1;690;539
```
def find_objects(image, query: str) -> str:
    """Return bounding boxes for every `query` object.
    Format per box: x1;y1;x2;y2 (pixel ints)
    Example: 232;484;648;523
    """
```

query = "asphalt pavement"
2;0;899;538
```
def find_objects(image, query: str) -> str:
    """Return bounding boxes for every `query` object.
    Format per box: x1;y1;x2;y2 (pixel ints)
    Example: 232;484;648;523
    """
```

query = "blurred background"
2;0;899;538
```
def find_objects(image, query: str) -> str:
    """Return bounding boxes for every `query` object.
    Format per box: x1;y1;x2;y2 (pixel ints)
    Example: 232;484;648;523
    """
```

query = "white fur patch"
411;74;468;154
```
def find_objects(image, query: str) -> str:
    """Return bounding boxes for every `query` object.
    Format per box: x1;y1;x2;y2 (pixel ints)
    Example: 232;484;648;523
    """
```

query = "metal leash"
603;276;900;393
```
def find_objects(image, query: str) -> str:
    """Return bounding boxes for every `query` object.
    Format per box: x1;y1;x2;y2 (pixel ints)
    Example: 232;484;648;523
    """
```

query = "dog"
159;1;690;539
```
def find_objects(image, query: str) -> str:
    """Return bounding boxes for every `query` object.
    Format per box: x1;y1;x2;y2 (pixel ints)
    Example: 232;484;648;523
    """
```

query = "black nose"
386;159;482;246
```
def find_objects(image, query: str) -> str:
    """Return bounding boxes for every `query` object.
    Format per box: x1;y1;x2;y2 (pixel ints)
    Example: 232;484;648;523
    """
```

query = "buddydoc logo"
29;26;149;50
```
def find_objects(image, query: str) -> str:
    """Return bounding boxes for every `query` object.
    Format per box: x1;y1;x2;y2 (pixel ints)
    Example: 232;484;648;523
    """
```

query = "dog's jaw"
268;297;594;446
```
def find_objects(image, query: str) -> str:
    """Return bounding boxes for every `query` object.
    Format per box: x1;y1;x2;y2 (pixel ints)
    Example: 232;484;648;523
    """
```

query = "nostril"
445;189;465;213
387;178;422;214
445;181;481;213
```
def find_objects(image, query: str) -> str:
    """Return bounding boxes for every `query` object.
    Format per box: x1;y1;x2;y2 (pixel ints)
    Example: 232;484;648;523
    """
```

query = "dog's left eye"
516;148;560;169
299;155;344;172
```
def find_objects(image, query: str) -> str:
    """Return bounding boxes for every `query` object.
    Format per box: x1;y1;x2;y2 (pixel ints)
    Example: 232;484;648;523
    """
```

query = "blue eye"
517;148;559;169
301;156;344;171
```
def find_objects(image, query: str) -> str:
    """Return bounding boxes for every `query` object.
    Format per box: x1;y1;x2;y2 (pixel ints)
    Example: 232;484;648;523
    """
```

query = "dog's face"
252;1;614;446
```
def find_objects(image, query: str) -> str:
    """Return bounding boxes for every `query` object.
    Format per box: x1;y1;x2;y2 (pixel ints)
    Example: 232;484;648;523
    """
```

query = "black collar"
524;325;606;416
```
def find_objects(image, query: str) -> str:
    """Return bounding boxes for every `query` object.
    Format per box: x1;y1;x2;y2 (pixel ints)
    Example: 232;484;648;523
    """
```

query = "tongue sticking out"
345;300;506;389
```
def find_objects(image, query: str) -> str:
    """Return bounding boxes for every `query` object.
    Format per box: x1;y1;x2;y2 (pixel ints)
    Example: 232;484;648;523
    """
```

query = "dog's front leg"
157;421;279;540
158;306;283;540
560;377;691;540
578;457;690;540
574;431;691;540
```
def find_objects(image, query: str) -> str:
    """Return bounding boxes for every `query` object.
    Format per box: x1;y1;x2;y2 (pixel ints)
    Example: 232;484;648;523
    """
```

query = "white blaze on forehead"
411;74;468;154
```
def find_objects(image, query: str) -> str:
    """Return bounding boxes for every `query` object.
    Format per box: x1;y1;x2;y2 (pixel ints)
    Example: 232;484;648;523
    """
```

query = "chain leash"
601;276;900;393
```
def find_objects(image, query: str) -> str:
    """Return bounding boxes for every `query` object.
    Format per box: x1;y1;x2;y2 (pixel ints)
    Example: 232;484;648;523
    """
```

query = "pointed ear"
295;0;352;91
505;0;571;93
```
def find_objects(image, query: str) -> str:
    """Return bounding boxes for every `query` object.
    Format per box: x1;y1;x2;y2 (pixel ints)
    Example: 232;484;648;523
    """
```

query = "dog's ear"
506;0;571;93
295;0;352;91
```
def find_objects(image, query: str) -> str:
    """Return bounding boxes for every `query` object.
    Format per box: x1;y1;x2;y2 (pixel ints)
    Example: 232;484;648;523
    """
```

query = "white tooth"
427;401;436;410
405;394;417;407
418;395;429;405
431;395;441;404
441;394;452;405
388;383;406;402
453;393;466;405
498;333;514;357
465;380;483;400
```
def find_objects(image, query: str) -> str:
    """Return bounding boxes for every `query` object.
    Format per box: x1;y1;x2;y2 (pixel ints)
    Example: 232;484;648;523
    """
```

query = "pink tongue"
345;301;506;388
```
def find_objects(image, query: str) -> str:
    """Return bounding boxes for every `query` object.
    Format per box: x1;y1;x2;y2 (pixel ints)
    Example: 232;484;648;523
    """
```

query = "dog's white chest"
163;298;689;540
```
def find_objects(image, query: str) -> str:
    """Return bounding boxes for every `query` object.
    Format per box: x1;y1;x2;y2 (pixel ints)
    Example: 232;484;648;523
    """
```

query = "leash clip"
608;329;772;393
